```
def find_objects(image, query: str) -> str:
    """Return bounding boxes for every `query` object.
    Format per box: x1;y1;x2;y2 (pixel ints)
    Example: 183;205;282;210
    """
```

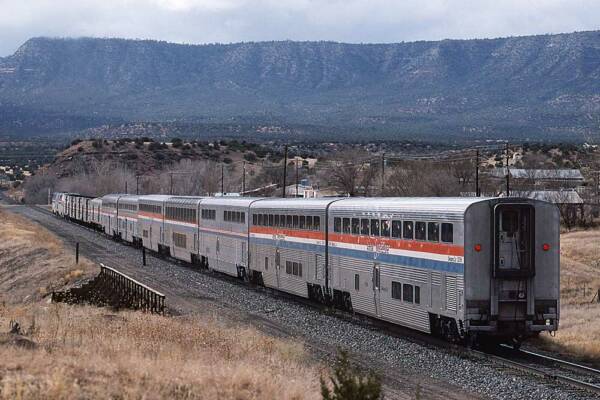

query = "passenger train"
52;192;560;346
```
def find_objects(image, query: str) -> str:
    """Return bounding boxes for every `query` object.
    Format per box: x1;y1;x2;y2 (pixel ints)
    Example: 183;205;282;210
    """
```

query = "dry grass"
0;208;321;399
0;208;96;304
0;304;320;400
536;228;600;364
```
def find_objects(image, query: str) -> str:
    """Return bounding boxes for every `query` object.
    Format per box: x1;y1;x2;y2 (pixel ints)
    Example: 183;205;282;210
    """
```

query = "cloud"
1;0;599;56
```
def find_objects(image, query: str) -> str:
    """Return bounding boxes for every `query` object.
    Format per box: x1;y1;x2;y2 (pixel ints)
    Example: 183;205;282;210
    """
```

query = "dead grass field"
536;228;600;364
0;209;97;304
0;209;321;399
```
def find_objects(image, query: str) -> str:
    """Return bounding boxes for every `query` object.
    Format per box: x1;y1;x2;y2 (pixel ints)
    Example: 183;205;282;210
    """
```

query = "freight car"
53;194;559;346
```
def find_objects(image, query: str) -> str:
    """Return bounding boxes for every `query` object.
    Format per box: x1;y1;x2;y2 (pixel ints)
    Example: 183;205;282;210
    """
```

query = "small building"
488;168;584;188
0;174;11;189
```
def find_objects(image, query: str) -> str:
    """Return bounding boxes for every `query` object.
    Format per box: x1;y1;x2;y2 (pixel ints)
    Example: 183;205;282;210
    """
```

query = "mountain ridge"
2;32;600;140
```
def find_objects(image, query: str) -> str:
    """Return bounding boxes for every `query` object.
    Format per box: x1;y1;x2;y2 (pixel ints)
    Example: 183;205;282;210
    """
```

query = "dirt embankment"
537;228;600;363
0;209;321;399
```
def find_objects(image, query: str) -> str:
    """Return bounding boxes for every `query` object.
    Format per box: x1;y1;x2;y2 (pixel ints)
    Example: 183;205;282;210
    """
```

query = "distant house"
285;184;341;198
487;168;584;190
0;174;10;189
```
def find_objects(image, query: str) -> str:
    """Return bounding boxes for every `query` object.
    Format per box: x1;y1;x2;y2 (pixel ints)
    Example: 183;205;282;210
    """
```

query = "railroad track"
11;204;600;398
470;345;600;396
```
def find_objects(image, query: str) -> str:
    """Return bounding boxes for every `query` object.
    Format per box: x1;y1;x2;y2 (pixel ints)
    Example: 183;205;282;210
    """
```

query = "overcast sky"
1;0;600;56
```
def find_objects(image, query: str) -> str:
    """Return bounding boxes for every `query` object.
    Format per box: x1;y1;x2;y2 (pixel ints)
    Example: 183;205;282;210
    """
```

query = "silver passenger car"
117;195;140;244
163;196;204;263
200;197;262;277
248;198;336;298
138;195;171;253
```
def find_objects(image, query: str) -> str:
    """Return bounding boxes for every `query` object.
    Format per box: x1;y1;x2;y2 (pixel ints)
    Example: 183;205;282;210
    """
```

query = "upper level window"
392;220;402;238
334;217;341;233
342;218;351;234
361;219;369;235
370;219;380;236
427;222;440;242
441;223;454;243
351;218;360;235
415;222;426;240
403;221;414;239
381;220;390;237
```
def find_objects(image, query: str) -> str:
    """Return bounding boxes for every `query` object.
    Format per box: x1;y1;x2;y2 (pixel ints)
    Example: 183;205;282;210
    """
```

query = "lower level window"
285;260;303;277
403;283;413;303
392;281;402;299
172;232;187;248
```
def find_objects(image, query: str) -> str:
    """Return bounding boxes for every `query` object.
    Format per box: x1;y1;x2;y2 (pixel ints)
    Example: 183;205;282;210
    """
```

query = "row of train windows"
285;261;303;277
139;204;161;214
166;206;197;223
120;203;137;212
391;281;421;304
333;218;454;243
224;210;246;224
201;209;217;220
104;201;117;209
252;214;321;231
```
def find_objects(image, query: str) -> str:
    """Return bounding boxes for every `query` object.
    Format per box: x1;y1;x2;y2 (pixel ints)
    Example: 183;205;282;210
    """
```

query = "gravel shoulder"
5;204;598;400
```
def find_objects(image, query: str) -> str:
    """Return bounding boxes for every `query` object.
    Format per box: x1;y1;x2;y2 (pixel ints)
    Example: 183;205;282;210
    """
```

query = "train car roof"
165;196;205;206
200;197;264;207
250;197;345;210
329;197;498;214
101;193;127;201
119;195;140;203
138;195;172;203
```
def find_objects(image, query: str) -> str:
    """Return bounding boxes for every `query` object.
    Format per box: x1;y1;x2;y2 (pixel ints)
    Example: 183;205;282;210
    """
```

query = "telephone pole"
242;161;246;196
125;181;128;194
475;149;480;197
169;172;173;195
136;175;140;195
381;152;386;194
505;142;510;197
295;158;299;197
282;145;288;198
221;163;224;195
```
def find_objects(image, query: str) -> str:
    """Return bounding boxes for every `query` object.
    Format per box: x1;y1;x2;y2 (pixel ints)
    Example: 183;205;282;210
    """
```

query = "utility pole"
282;145;288;198
242;161;246;196
505;142;510;197
125;181;128;194
475;149;480;197
136;175;140;195
596;170;600;205
221;163;224;195
295;158;299;197
169;172;173;195
381;152;386;195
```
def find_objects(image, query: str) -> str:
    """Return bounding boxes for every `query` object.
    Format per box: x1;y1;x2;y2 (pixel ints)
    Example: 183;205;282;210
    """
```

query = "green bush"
320;350;382;400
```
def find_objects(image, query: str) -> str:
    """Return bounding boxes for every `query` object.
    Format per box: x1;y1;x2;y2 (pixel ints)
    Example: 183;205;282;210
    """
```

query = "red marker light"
474;244;482;252
543;243;550;251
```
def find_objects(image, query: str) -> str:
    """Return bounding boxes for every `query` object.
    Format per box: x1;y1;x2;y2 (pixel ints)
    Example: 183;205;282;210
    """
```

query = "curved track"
5;202;600;399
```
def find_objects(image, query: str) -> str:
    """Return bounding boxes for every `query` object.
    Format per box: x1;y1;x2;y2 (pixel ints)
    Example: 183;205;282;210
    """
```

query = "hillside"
2;33;600;140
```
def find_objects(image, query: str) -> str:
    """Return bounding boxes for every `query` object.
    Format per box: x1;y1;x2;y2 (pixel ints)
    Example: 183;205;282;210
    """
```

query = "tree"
322;150;378;196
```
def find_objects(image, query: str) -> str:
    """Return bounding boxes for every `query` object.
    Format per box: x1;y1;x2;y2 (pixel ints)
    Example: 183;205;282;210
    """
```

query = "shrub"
71;138;82;146
244;152;257;162
148;142;162;151
172;138;183;148
320;350;382;400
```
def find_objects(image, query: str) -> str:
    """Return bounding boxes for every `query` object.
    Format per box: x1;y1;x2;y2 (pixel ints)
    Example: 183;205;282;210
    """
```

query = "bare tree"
321;150;378;196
